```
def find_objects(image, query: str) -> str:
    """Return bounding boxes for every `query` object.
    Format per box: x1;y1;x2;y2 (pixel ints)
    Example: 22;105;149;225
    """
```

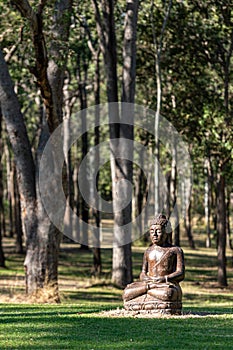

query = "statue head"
149;214;172;246
150;213;168;228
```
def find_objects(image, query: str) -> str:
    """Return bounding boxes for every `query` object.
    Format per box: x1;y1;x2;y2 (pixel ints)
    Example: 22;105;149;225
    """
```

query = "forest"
0;0;232;305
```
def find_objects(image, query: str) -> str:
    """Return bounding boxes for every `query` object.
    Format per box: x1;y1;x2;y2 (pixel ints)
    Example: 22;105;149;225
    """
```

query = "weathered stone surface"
122;214;185;315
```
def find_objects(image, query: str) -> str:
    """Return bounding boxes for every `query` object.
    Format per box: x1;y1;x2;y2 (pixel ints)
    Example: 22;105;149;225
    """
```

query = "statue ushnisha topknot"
150;213;168;227
150;213;172;233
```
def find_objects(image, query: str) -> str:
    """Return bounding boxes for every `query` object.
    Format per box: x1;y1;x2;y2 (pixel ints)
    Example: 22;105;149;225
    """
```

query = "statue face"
150;224;167;246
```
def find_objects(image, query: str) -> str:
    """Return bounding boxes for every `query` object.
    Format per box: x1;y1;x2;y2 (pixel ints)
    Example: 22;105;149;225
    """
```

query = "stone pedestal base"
124;294;182;315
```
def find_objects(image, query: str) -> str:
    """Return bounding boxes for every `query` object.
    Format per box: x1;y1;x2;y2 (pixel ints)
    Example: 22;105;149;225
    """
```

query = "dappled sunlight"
0;239;233;309
1;304;233;349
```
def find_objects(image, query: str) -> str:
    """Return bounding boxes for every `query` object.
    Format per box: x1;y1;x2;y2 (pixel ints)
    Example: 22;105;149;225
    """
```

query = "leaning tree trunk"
10;0;72;299
0;48;50;294
0;48;38;281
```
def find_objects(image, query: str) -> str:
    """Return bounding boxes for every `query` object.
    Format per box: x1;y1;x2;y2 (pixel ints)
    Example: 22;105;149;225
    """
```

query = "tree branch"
91;0;106;55
4;26;24;63
12;0;37;23
12;0;56;132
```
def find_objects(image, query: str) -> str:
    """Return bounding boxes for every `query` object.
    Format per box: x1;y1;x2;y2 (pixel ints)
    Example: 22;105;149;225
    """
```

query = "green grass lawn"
0;303;233;349
0;233;233;349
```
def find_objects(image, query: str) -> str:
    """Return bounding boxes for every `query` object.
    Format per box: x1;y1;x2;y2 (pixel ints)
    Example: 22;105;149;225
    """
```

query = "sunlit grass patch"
1;233;233;349
0;303;233;349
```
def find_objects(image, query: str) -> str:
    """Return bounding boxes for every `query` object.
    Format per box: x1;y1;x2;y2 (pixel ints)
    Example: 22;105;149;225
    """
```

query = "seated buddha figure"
123;214;185;314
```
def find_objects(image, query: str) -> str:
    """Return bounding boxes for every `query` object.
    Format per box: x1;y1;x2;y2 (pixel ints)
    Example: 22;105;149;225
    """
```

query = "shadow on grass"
1;304;233;349
184;252;217;267
59;249;144;280
182;307;233;316
184;292;233;305
63;289;122;302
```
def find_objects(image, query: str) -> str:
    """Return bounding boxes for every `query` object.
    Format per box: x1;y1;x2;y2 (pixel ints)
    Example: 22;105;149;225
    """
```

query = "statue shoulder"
170;245;184;255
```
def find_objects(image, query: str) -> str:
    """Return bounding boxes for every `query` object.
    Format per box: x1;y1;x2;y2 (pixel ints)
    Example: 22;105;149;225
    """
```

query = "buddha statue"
123;214;185;314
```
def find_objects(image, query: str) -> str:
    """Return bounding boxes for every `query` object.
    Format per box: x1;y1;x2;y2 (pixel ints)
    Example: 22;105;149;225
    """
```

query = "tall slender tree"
112;0;139;287
92;0;139;286
150;0;172;215
0;0;72;299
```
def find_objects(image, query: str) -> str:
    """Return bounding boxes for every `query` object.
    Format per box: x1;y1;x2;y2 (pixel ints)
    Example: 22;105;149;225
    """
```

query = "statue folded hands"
123;214;185;314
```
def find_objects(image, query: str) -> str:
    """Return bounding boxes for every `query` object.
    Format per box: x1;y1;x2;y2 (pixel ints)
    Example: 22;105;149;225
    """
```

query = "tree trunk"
3;0;72;299
153;52;160;215
77;53;89;249
226;190;233;250
0;48;38;288
135;145;147;236
5;142;14;237
170;139;179;246
45;224;61;302
79;16;102;267
14;164;24;254
92;50;102;274
92;0;139;286
216;167;227;287
63;115;74;240
92;0;119;105
45;0;72;291
112;0;139;287
0;118;6;239
150;0;172;215
73;158;81;243
185;200;195;249
0;108;6;267
79;18;102;266
204;157;211;248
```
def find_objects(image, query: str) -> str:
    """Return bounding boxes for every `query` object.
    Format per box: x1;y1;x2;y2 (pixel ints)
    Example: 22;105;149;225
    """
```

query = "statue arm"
139;251;150;281
166;248;185;283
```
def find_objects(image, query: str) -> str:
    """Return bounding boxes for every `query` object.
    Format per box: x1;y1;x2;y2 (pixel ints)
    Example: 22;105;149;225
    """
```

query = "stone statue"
123;214;185;314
